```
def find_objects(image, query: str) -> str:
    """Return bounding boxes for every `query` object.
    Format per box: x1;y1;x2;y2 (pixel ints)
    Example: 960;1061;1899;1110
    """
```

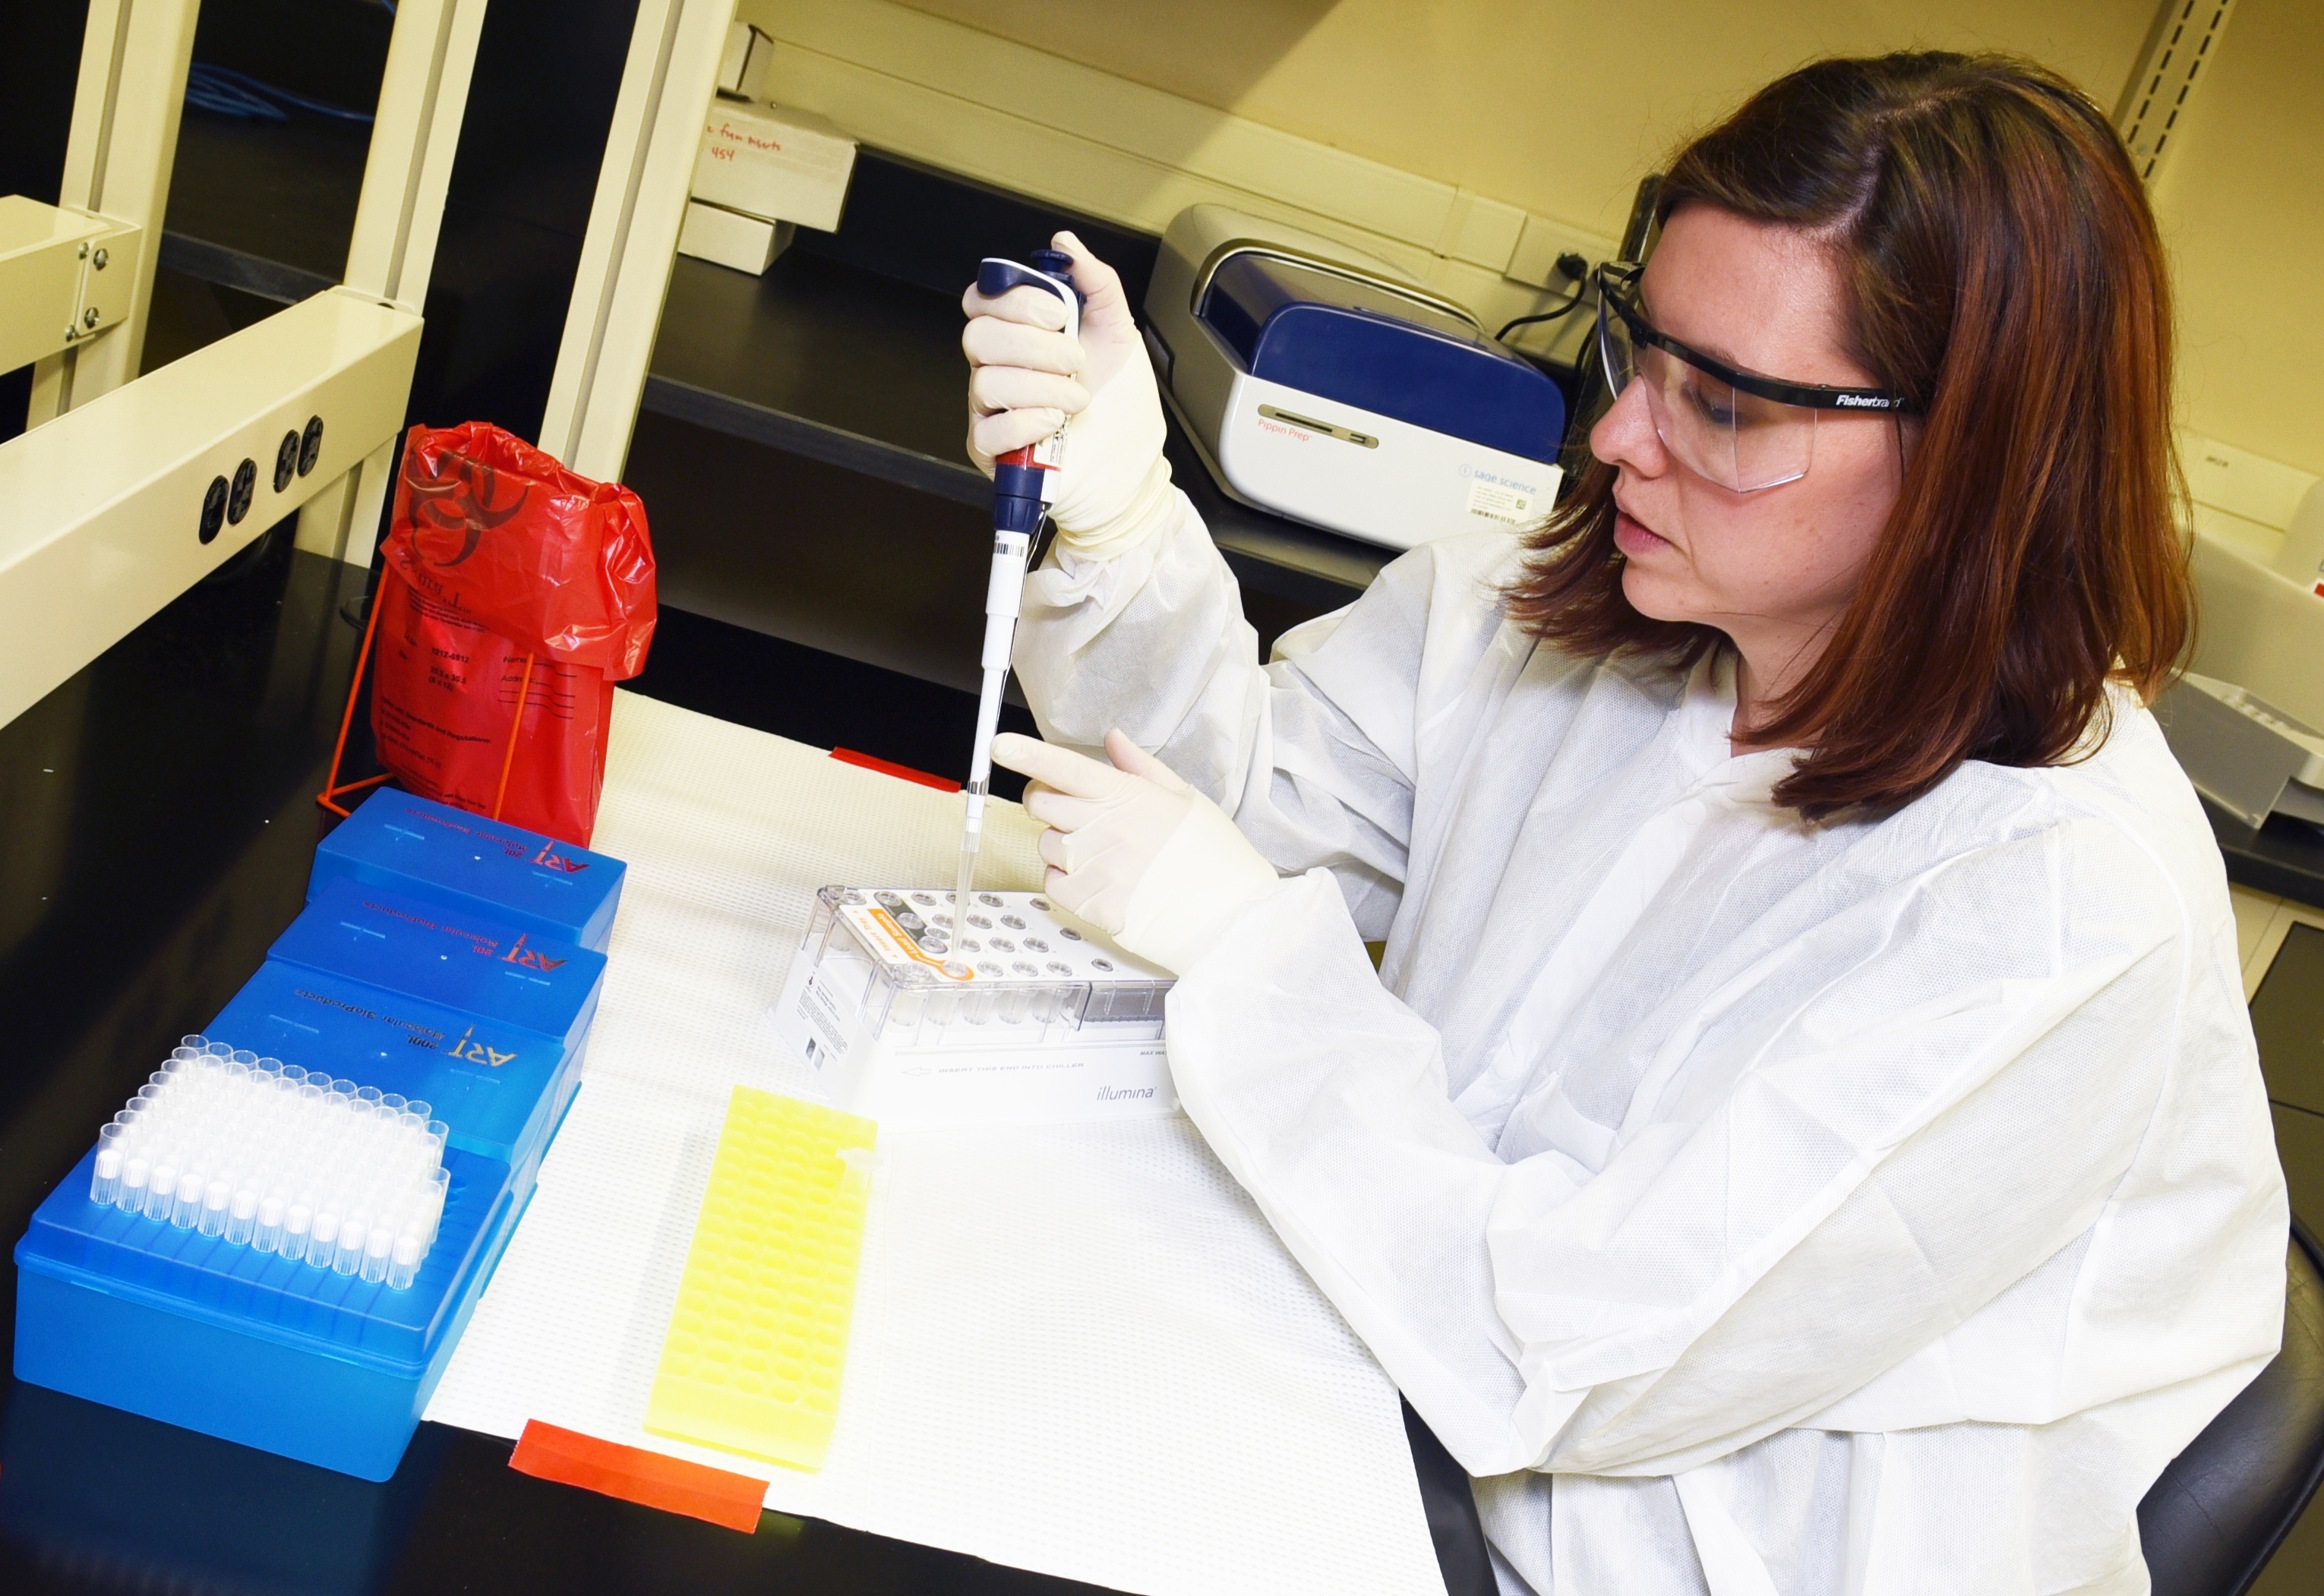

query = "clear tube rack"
800;887;1173;1048
87;1036;450;1291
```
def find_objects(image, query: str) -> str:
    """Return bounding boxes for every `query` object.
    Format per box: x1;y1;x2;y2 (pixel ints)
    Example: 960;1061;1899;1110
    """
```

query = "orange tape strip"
509;1419;766;1533
831;746;960;793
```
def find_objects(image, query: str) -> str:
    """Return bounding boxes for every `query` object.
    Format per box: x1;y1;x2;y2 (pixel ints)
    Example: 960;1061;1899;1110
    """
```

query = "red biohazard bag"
326;422;655;847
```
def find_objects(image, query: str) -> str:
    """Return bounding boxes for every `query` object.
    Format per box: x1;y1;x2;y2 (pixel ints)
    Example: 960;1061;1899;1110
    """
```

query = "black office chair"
1409;1219;2324;1596
2139;1217;2324;1596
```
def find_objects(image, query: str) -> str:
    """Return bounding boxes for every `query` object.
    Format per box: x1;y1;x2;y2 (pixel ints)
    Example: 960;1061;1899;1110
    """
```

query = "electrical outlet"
1505;213;1603;289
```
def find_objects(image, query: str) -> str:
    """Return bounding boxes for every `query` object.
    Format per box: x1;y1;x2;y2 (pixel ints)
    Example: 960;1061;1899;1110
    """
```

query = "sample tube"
226;1185;259;1246
171;1169;206;1229
118;1155;150;1214
361;1226;394;1285
253;1194;286;1254
199;1178;232;1237
388;1233;423;1291
333;1213;367;1276
307;1209;340;1269
145;1162;179;1222
91;1124;125;1206
283;1201;314;1263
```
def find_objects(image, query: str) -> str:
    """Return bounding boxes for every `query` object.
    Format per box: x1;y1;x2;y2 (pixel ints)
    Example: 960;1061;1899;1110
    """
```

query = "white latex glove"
961;231;1174;557
993;729;1279;975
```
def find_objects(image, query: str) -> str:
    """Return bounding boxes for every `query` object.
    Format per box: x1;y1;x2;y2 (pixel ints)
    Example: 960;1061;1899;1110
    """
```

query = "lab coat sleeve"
1164;820;2281;1481
1013;490;1520;937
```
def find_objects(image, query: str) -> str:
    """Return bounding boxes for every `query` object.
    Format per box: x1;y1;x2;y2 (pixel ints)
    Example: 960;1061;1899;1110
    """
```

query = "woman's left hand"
991;730;1280;975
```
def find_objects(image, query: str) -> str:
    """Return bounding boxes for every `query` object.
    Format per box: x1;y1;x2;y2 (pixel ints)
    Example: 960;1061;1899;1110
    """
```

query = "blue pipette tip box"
11;892;608;1479
272;878;608;1083
310;788;626;953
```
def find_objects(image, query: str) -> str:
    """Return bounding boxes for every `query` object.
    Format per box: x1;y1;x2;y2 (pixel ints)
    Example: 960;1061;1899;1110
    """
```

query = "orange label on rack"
857;906;973;980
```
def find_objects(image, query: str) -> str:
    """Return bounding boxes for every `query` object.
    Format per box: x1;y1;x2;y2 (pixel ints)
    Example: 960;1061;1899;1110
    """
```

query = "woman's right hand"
962;231;1173;557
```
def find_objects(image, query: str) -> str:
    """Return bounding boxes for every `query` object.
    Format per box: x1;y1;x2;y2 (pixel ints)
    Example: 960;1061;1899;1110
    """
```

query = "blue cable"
185;62;376;125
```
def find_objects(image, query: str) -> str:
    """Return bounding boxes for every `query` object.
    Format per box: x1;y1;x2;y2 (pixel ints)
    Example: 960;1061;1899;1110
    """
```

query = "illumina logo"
1096;1085;1156;1102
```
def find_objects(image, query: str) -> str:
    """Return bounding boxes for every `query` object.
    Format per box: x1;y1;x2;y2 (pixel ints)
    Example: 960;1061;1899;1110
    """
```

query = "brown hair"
1507;52;2190;819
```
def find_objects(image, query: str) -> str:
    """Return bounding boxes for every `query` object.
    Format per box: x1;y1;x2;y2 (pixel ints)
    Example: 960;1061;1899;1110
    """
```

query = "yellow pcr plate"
644;1086;876;1471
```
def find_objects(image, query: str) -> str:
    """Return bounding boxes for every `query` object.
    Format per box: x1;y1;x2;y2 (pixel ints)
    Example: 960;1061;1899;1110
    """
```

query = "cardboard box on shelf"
717;21;772;100
692;99;857;234
677;200;795;274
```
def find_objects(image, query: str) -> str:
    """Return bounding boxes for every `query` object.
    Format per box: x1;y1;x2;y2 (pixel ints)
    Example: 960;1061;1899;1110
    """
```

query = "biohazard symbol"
405;449;528;566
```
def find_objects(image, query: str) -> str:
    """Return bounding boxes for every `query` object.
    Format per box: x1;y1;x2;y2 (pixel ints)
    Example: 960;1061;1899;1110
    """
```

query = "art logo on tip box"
447;1026;517;1069
530;844;591;874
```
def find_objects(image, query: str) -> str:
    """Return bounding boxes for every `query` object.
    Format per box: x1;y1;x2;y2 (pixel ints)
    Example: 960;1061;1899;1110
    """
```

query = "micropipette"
959;249;1084;923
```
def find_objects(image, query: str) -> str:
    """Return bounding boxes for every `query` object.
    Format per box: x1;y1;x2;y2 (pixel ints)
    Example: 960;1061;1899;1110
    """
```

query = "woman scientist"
961;52;2285;1594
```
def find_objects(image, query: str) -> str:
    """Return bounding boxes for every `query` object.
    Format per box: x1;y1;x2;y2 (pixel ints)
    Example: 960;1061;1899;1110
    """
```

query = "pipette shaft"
957;528;1030;911
960;250;1082;920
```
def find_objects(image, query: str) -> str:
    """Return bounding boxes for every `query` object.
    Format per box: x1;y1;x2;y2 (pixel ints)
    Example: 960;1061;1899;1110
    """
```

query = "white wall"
879;0;2152;243
738;0;2319;481
2151;0;2324;479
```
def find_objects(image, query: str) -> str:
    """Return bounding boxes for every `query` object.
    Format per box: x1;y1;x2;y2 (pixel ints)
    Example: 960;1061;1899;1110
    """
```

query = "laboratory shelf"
162;107;372;299
158;231;336;309
649;251;978;484
643;237;1395;613
150;114;1398;633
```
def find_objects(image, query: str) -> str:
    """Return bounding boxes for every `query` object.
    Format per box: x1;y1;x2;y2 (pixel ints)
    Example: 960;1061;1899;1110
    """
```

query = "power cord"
1496;251;1593;342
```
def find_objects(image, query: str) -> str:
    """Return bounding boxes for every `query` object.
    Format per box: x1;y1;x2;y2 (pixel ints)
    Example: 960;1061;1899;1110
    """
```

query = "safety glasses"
1594;262;1916;492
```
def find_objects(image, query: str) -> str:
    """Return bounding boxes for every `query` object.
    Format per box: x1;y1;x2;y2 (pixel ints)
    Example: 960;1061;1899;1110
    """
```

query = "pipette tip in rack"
81;1033;447;1291
953;842;979;928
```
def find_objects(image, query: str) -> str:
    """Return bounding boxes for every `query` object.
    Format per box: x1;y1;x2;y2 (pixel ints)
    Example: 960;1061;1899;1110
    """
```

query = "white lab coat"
1013;499;2288;1596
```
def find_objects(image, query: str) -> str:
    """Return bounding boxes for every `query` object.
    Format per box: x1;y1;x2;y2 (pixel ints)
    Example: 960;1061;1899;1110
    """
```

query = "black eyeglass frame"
1595;262;1921;415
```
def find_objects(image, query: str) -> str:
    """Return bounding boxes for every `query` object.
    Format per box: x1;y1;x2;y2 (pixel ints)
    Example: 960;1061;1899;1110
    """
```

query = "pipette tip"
953;844;979;926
